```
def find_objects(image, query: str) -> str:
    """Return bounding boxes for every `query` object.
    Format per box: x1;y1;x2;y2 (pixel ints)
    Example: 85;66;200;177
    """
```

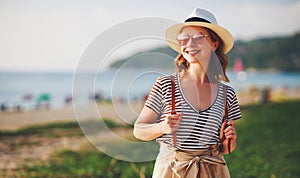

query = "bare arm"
133;106;181;141
220;120;237;154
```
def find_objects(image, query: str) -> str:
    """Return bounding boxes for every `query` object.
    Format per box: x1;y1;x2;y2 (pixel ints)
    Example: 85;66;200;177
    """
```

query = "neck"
187;63;209;84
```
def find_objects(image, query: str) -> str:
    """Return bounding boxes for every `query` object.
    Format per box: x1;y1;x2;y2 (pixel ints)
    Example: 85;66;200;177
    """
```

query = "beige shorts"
152;142;230;178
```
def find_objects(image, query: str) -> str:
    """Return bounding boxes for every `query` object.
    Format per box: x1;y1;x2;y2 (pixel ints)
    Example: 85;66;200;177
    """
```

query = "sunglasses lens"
192;36;205;43
177;38;189;46
177;33;207;46
177;34;189;46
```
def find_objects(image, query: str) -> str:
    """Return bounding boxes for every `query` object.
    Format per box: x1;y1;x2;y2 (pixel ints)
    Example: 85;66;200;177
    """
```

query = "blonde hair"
174;28;230;82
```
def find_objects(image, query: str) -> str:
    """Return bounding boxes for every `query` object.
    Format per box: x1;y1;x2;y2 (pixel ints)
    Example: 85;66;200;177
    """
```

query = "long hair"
174;28;230;82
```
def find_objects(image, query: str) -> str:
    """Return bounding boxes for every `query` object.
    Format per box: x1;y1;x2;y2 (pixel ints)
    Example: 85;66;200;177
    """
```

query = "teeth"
186;50;199;55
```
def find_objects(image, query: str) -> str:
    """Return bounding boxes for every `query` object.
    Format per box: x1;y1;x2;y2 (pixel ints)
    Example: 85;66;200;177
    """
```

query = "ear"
211;41;219;51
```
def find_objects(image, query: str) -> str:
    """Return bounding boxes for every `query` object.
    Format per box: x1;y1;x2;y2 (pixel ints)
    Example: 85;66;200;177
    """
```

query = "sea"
0;69;300;111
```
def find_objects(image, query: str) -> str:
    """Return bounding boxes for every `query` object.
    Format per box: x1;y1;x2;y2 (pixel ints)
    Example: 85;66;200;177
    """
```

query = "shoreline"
1;88;300;131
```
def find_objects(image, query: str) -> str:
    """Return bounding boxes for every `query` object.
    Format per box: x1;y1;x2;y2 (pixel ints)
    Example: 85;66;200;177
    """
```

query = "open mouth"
186;50;200;55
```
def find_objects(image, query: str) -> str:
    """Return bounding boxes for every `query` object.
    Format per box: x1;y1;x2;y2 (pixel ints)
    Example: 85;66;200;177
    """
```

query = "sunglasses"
176;33;209;46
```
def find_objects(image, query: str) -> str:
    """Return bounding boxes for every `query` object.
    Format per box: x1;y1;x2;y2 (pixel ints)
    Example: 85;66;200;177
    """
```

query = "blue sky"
0;0;299;72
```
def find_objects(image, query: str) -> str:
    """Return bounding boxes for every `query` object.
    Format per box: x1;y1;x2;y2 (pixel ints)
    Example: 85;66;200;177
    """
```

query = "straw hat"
165;8;234;54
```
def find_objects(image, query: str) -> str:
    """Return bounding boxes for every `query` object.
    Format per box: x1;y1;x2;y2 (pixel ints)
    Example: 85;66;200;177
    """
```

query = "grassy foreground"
224;100;300;178
4;100;300;178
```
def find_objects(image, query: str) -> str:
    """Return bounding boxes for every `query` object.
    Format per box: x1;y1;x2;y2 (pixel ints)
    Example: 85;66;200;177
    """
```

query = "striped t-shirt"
145;73;242;150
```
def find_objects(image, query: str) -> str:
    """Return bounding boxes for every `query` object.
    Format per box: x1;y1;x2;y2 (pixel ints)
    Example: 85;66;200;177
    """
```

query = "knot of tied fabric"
171;148;228;178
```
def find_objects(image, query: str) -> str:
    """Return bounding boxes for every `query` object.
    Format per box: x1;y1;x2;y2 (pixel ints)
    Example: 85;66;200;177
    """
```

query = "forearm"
134;106;181;141
133;122;165;141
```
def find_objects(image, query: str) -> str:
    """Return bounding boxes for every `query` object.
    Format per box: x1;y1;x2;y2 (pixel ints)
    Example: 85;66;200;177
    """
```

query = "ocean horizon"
1;69;300;111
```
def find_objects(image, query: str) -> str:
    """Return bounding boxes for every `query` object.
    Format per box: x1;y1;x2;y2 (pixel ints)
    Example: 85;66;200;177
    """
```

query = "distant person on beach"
0;101;7;112
134;8;242;177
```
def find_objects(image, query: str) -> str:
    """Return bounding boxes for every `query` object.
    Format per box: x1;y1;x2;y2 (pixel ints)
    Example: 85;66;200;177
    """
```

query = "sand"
1;88;300;130
0;101;144;130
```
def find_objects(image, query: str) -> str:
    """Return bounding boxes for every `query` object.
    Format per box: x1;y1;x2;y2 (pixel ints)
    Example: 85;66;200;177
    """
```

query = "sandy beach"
0;101;144;130
1;88;300;130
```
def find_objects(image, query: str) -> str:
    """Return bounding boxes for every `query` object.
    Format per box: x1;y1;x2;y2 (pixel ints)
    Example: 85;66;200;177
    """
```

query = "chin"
186;56;202;64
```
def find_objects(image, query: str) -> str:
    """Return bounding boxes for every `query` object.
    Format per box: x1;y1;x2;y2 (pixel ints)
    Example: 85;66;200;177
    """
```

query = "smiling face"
178;26;219;66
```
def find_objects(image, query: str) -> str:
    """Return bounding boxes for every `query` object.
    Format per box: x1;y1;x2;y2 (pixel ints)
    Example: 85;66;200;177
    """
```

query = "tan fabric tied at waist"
171;145;230;178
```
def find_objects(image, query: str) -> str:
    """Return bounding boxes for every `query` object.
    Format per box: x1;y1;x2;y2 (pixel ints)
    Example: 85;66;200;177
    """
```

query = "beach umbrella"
37;93;51;101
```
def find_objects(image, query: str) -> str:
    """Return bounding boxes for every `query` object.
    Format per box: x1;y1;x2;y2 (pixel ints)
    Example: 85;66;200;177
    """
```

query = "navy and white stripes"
145;73;242;150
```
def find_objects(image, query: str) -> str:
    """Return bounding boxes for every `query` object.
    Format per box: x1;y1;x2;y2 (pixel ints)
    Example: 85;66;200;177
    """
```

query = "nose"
186;37;196;47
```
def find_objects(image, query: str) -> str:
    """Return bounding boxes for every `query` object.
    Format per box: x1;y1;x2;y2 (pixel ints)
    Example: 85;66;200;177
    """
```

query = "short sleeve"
226;87;242;121
145;77;164;115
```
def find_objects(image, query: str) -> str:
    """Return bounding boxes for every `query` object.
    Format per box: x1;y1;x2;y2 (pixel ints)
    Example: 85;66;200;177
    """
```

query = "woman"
134;8;242;178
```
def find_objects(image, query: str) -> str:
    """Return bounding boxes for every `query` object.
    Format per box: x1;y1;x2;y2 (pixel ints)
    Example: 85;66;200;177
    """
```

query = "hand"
220;120;237;153
221;120;237;141
161;113;182;134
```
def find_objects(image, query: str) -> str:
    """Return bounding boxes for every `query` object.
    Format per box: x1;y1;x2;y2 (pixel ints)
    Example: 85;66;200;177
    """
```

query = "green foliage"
229;33;300;71
109;46;178;69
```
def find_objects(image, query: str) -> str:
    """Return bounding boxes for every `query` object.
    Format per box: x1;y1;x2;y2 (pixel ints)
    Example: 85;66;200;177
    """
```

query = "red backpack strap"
170;75;176;114
170;75;177;146
222;84;231;154
223;84;228;121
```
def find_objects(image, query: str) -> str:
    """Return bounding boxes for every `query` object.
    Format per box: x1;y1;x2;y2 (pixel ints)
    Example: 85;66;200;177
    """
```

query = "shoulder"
155;74;176;85
220;83;237;98
157;74;176;80
157;75;170;81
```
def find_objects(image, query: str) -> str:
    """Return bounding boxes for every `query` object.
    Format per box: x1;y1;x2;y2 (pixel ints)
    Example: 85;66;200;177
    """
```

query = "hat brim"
165;22;234;54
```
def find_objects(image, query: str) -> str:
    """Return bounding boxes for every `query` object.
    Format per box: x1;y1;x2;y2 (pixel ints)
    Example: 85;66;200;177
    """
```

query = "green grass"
224;100;300;178
20;150;154;178
5;100;300;177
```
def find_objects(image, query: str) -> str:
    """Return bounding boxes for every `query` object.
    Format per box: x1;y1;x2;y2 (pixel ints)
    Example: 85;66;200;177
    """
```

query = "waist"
157;142;226;168
159;142;221;157
157;135;220;150
159;139;219;150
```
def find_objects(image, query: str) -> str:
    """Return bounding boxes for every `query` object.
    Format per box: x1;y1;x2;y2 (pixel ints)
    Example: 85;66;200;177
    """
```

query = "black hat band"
185;17;211;23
